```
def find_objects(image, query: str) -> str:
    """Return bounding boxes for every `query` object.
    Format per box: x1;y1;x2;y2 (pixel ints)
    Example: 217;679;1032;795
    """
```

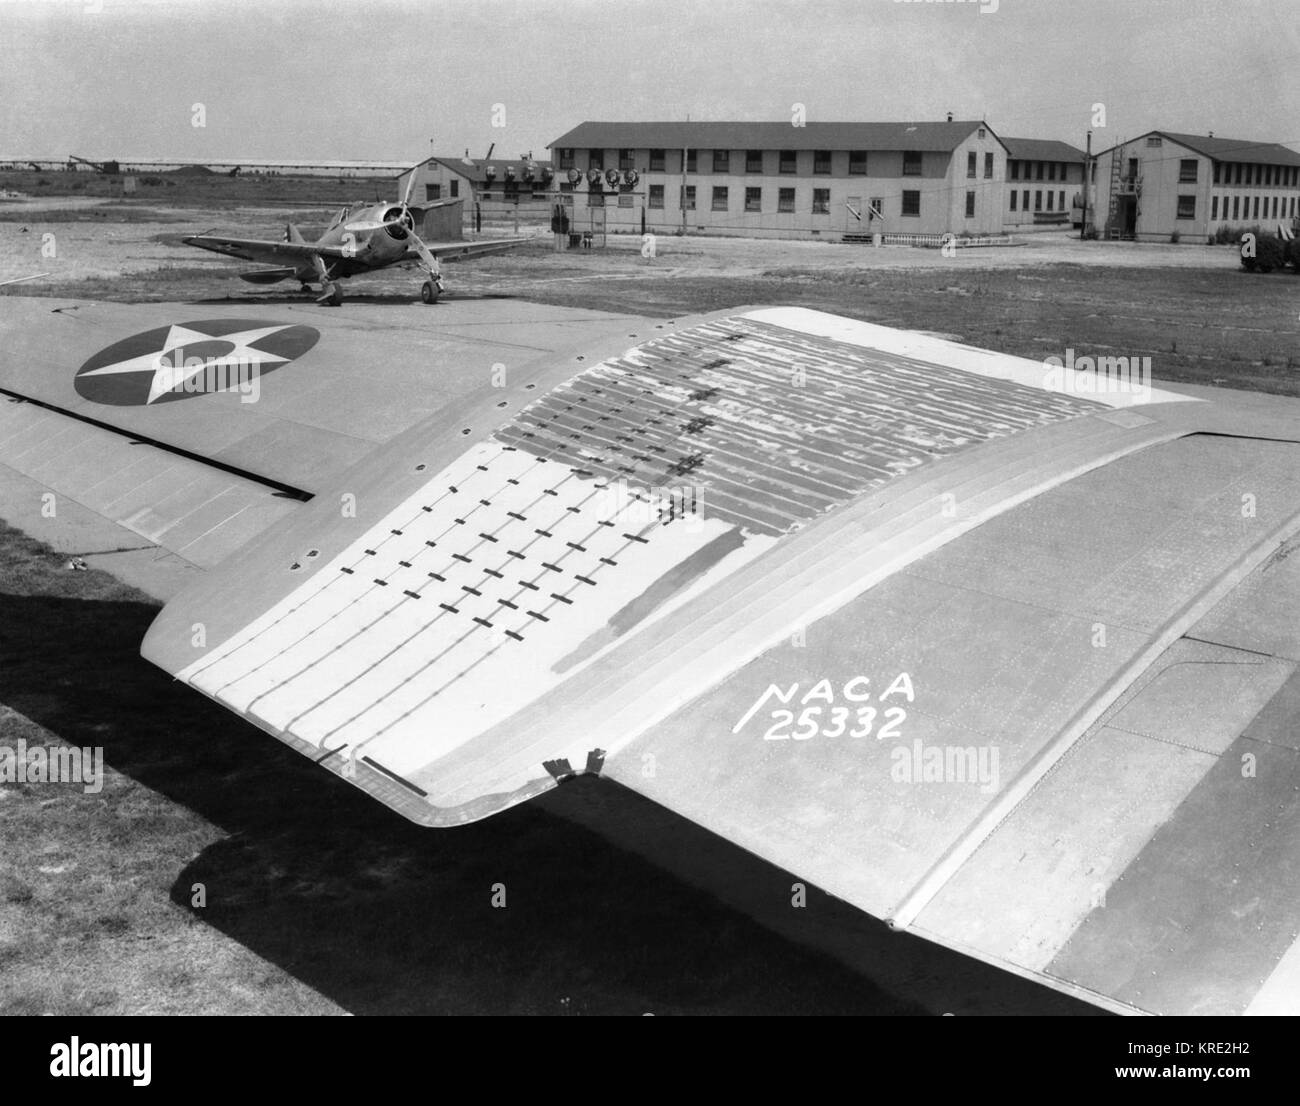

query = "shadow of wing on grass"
0;579;932;1015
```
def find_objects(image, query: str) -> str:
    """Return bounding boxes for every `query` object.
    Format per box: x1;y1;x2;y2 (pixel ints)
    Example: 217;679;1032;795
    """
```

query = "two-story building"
1000;138;1087;230
547;120;1011;240
1090;132;1300;242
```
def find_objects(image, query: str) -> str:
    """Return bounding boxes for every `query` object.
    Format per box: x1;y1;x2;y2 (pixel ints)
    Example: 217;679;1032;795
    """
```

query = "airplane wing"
404;237;534;262
184;233;531;269
0;295;644;597
183;234;350;264
4;295;1300;1015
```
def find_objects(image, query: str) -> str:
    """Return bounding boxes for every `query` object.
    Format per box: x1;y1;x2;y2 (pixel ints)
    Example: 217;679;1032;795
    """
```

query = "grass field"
33;258;1300;397
465;257;1300;395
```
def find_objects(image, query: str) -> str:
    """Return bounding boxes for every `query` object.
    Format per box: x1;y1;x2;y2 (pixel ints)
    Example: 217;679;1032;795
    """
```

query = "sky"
2;0;1298;164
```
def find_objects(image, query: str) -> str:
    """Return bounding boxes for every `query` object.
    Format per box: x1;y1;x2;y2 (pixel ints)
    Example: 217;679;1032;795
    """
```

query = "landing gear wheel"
325;283;343;307
300;282;312;293
420;280;440;304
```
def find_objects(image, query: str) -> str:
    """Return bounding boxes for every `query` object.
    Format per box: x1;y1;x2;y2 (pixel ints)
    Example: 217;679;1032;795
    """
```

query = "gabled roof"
1094;131;1300;166
1159;132;1300;166
396;156;552;183
549;120;1004;154
1001;137;1086;163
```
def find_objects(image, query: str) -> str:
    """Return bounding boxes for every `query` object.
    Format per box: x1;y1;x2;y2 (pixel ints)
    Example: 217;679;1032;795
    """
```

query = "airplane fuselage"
305;201;417;280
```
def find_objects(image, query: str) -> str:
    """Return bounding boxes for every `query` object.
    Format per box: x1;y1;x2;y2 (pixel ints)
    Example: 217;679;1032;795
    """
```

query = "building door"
1114;195;1137;239
587;203;607;248
844;195;863;234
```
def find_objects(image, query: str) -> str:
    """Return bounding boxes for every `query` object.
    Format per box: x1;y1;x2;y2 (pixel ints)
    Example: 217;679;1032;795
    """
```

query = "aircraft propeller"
321;157;458;304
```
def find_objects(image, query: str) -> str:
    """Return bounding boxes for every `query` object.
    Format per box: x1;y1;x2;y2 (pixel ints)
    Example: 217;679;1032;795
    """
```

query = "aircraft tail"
285;223;306;244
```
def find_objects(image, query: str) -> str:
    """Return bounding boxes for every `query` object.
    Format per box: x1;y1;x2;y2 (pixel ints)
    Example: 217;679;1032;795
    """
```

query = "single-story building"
395;155;553;208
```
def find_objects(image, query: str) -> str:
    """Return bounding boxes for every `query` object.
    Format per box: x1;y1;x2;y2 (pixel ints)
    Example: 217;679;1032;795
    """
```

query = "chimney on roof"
946;112;953;122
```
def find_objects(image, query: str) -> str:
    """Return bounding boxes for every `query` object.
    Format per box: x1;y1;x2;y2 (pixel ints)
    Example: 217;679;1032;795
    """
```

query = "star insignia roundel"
74;319;319;406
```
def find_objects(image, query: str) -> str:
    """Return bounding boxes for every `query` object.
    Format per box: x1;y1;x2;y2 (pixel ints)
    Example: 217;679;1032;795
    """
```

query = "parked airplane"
182;169;531;305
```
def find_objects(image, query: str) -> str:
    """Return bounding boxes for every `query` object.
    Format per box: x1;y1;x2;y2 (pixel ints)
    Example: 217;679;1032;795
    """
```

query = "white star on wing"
80;323;296;403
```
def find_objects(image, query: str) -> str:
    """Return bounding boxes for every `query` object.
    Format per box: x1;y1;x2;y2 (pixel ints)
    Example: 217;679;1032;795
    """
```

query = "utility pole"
1081;130;1091;240
681;146;689;236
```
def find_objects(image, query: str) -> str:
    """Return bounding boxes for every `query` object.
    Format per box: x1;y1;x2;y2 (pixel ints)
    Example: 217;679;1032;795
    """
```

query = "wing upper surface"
0;297;646;579
116;303;1300;1014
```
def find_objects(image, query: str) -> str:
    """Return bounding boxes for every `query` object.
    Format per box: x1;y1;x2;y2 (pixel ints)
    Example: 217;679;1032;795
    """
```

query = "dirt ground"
0;191;1251;282
8;190;1292;396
